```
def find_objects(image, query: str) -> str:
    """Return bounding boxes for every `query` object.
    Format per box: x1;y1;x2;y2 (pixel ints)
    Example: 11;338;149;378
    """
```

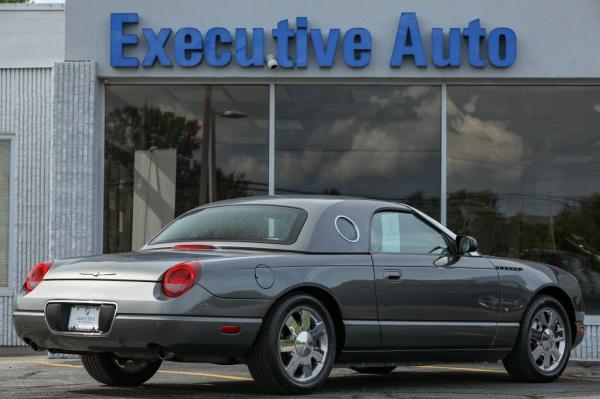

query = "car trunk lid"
44;249;263;282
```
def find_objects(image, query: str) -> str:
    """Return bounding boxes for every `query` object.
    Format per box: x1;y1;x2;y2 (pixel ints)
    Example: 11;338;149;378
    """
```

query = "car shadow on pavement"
70;370;513;398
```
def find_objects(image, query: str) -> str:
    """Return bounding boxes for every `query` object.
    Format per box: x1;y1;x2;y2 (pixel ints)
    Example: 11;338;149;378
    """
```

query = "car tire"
81;353;162;386
246;293;336;394
350;366;396;374
503;295;572;382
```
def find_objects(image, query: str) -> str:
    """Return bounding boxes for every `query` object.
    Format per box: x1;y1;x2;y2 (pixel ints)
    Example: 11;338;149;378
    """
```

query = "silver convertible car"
13;196;585;394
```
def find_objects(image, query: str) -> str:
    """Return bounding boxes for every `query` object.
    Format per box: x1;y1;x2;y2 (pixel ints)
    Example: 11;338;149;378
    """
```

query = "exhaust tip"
150;344;175;360
25;339;40;352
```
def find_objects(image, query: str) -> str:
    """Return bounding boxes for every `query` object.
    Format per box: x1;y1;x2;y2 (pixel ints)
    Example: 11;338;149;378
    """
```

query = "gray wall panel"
0;5;65;68
66;0;600;79
573;324;600;361
0;297;13;346
0;68;53;346
0;63;101;346
50;62;101;260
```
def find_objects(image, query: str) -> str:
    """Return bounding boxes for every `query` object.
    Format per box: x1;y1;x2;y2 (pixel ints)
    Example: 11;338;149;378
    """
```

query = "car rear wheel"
246;293;336;394
350;366;396;374
81;353;162;386
503;295;571;382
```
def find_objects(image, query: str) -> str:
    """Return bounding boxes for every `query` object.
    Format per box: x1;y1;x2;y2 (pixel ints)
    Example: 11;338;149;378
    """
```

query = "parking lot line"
416;365;504;373
11;359;600;384
0;359;46;364
32;360;253;382
560;375;600;383
416;364;600;383
158;369;253;381
33;360;83;368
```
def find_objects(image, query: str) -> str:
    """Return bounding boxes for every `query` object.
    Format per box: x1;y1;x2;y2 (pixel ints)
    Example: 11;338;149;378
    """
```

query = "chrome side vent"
495;265;523;272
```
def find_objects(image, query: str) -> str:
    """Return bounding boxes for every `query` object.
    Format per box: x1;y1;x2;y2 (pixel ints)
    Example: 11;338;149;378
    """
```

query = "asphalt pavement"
1;353;600;398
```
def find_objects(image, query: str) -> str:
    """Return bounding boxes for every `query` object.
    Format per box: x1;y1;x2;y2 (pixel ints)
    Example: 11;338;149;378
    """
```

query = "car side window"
371;211;449;255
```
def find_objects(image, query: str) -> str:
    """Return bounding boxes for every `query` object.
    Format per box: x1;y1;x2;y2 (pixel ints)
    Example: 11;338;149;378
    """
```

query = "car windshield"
150;205;308;245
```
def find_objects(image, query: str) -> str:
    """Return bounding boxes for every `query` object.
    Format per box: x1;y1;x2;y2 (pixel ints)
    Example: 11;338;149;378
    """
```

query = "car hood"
44;249;269;282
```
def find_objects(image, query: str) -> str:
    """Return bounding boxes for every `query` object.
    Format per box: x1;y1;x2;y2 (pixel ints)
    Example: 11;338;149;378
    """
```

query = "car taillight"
162;261;201;298
24;260;53;293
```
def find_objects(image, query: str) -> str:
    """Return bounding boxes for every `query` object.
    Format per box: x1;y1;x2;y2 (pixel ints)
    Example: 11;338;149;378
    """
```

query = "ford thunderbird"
13;196;585;394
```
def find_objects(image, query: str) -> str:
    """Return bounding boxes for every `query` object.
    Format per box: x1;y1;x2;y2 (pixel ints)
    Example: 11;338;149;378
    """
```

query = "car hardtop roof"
191;195;413;213
143;195;454;253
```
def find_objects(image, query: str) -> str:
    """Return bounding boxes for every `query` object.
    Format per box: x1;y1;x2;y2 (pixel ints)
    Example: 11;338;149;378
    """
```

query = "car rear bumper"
13;310;261;363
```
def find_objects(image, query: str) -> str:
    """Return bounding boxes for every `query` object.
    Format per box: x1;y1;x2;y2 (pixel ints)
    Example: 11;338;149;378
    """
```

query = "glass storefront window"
447;86;600;313
275;85;441;218
104;83;600;313
104;85;269;253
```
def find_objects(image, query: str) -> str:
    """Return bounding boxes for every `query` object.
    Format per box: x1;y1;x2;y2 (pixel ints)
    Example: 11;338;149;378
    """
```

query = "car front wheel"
81;353;162;386
246;293;336;394
503;295;571;382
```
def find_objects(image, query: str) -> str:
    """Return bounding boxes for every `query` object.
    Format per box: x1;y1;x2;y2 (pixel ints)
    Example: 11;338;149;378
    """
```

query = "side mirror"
457;235;479;255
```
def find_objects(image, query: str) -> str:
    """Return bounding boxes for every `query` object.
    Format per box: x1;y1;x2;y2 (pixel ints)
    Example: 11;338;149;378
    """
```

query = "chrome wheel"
279;306;329;383
529;307;566;372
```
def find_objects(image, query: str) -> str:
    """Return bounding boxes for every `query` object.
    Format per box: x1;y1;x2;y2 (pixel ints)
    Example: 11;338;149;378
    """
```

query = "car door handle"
383;269;402;281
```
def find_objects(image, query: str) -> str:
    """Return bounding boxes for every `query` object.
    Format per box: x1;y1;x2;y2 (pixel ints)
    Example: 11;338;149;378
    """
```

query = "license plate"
68;305;100;332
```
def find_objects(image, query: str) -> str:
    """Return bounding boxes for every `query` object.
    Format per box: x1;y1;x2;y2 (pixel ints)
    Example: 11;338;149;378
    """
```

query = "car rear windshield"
150;205;308;245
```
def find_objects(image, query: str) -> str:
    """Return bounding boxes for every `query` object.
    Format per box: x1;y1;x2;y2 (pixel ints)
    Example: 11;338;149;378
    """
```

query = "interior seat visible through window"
371;211;449;255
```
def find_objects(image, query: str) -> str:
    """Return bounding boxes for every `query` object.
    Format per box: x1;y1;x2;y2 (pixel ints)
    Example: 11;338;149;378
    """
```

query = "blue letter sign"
344;28;372;68
432;27;461;67
487;27;517;68
109;13;517;70
110;13;140;68
141;28;173;67
390;12;427;68
174;28;203;68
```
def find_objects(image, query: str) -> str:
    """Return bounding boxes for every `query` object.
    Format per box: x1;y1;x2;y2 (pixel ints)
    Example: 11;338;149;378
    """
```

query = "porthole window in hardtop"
335;216;359;242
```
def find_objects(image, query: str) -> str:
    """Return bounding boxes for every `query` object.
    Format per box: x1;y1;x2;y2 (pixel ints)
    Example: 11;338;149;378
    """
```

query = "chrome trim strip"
497;322;520;328
440;83;447;226
344;320;378;326
13;311;44;317
345;320;519;328
380;321;496;327
341;347;513;354
116;315;262;324
268;83;275;196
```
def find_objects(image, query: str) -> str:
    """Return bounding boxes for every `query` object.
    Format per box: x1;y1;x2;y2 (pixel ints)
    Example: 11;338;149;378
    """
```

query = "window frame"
0;134;15;296
369;208;455;256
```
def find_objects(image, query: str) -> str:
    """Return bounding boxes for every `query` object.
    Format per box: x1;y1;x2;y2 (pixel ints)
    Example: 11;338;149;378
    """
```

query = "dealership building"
1;0;600;358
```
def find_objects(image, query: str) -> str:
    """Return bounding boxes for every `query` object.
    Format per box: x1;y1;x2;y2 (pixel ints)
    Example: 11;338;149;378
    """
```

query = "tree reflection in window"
104;86;268;253
447;86;600;313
